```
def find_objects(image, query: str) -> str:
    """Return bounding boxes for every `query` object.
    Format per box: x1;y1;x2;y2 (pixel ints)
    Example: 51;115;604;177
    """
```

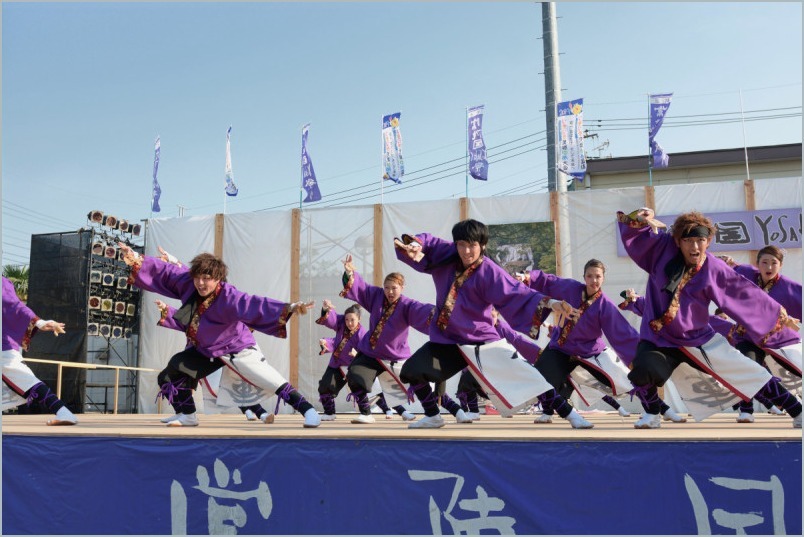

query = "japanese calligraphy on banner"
467;105;488;181
301;124;322;203
616;208;802;256
382;112;404;184
649;93;673;168
556;98;586;176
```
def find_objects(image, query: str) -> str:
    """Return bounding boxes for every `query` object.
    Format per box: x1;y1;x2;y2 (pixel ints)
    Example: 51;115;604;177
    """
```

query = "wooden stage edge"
2;411;801;442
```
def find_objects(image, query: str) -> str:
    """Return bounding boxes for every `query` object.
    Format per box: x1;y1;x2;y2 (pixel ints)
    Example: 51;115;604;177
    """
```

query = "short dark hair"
344;304;362;318
757;245;784;264
189;253;228;281
452;219;489;246
583;258;606;275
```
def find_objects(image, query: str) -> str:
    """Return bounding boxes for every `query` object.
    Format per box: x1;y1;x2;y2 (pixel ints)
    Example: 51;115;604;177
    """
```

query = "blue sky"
2;1;802;266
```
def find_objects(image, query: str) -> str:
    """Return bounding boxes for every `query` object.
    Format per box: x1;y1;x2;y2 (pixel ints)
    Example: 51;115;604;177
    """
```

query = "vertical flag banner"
556;98;587;179
224;126;239;196
649;93;673;169
151;136;161;212
382;112;404;184
301;124;322;203
467;105;489;181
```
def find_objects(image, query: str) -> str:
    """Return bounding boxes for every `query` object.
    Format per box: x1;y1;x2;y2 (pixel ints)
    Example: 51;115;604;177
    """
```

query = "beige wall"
588;160;802;189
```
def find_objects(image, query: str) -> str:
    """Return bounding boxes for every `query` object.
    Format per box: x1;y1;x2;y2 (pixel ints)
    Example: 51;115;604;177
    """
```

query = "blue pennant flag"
382;112;404;184
151;136;161;212
301;124;322;203
649;93;673;169
224;126;238;196
467;105;489;181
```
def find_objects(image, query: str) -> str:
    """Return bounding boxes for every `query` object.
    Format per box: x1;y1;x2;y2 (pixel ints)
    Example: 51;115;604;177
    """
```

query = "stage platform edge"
3;412;801;535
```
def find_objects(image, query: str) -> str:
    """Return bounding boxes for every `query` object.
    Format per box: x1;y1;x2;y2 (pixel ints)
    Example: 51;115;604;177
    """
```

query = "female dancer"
315;300;366;421
515;259;638;427
339;255;433;424
719;247;802;422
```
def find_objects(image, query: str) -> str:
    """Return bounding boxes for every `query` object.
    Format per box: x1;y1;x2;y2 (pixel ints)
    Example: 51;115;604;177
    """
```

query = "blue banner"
467;105;488;181
649;93;673;168
382;112;404;184
556;98;587;176
224;126;238;196
301;124;322;203
3;435;800;535
151;136;161;212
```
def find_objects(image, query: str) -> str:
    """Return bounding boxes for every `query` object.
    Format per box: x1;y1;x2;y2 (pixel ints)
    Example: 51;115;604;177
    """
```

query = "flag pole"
739;89;750;180
380;114;384;206
465;106;469;199
300;124;304;210
647;94;653;187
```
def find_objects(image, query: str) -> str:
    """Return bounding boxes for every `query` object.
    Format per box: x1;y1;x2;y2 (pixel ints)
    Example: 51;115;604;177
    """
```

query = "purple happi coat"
525;270;639;365
340;270;434;361
395;233;552;345
617;213;795;349
619;295;737;345
315;308;367;368
731;264;802;347
130;257;293;358
495;317;542;364
2;277;39;352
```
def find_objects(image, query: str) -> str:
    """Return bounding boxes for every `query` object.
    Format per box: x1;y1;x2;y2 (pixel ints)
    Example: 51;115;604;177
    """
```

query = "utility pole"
542;2;564;194
541;3;572;277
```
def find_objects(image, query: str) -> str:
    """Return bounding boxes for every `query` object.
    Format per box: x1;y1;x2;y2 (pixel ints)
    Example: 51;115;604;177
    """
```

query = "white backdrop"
137;177;802;414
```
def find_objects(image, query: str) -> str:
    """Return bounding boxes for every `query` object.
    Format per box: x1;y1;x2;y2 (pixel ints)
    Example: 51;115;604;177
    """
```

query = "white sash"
763;343;802;392
568;348;633;396
459;339;552;416
671;333;771;421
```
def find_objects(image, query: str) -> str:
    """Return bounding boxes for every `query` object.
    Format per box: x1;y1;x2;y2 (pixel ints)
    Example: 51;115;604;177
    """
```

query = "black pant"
157;346;224;389
627;340;705;387
346;353;389;393
536;348;615;391
318;366;347;396
400;342;468;386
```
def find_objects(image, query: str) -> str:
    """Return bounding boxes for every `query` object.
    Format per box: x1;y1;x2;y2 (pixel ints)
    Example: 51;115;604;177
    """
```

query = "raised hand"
550;300;576;328
322;299;334;311
39;320;66;336
117;242;141;266
342;254;355;274
158;246;181;266
291;300;316;315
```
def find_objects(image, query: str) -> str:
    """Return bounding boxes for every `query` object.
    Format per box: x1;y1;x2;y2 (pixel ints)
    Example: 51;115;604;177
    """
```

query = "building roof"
585;143;802;176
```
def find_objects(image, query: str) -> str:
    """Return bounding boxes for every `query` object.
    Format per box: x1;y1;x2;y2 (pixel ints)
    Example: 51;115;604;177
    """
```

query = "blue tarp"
3;436;801;534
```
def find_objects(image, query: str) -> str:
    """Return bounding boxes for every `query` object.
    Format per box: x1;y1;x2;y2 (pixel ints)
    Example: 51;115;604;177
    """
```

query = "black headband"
681;225;710;239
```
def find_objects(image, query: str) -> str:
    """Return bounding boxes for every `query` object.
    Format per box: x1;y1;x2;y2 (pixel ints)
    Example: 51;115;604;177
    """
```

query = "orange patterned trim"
314;309;329;325
760;306;789;346
649;256;705;333
758;273;780;294
557;290;601;346
436;258;483;331
333;325;359;358
339;272;355;298
528;296;552;339
21;317;40;351
185;283;222;347
369;299;398;349
126;256;144;285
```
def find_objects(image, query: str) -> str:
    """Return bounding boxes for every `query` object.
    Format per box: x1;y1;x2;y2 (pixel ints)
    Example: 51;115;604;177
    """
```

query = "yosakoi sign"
616;208;802;256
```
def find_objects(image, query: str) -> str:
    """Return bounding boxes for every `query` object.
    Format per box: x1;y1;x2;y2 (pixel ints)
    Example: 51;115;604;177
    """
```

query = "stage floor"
3;410;800;441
